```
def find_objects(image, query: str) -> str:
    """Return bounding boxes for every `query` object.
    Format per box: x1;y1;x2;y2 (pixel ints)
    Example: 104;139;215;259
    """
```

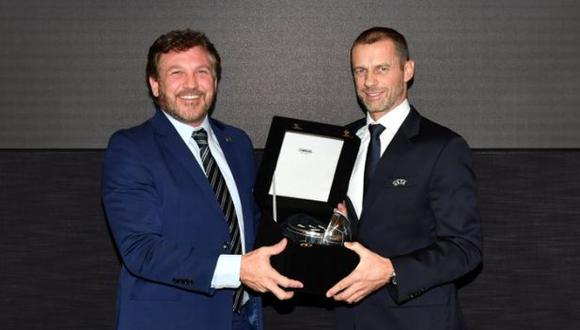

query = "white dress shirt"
347;99;411;219
163;111;244;289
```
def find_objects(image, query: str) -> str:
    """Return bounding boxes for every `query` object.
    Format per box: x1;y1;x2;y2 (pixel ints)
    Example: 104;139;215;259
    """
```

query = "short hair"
146;29;221;82
351;27;410;62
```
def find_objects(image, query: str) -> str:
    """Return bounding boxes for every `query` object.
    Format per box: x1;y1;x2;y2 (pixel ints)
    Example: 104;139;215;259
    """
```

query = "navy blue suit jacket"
336;108;482;330
102;110;262;330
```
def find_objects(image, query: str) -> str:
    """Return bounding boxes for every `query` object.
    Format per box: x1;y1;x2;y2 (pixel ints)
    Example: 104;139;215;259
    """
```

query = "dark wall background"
2;1;580;329
1;0;580;149
1;150;579;329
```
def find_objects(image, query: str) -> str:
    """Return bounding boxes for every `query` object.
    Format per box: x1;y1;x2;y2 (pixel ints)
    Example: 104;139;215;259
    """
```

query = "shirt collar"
365;99;410;132
162;111;213;144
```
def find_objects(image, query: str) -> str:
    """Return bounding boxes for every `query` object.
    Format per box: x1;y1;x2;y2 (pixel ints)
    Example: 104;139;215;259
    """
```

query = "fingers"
338;285;367;304
285;278;304;289
343;241;362;252
269;268;303;289
326;274;354;298
336;201;347;214
268;283;295;300
249;238;286;259
260;272;302;300
263;238;288;256
251;275;293;300
276;276;303;289
269;283;299;300
343;242;369;258
331;276;368;303
326;275;368;304
240;240;303;300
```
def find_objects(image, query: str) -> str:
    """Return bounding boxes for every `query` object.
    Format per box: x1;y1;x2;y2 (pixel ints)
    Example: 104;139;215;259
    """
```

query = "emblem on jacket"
392;178;407;187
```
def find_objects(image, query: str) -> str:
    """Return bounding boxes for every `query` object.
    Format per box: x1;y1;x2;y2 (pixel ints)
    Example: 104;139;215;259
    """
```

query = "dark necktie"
364;124;385;198
192;128;244;313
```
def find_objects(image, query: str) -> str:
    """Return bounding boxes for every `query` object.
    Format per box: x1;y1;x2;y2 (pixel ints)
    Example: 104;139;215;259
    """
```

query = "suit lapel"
151;111;223;216
360;108;421;217
210;119;238;175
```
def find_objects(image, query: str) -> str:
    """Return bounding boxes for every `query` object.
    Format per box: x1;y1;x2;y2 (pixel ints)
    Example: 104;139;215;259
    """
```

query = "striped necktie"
192;128;244;313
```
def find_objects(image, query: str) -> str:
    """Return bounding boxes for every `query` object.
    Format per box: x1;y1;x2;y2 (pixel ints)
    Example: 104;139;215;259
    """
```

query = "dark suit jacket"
102;110;262;330
336;107;482;330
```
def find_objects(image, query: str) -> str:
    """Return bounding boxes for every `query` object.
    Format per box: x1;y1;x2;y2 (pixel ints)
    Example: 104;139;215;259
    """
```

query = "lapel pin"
392;178;407;187
225;136;232;142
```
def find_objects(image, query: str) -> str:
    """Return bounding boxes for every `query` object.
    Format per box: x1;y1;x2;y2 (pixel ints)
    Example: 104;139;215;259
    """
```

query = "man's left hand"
325;241;394;304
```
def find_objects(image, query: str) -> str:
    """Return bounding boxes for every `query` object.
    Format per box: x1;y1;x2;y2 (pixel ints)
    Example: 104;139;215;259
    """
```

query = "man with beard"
326;27;482;329
102;29;302;330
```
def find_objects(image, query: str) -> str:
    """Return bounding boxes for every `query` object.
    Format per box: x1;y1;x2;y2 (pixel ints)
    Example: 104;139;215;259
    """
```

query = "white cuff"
211;254;242;289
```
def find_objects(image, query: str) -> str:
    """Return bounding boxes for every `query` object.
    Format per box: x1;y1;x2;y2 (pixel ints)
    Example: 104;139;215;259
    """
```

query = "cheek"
381;75;399;89
156;80;173;95
201;79;216;94
165;78;182;90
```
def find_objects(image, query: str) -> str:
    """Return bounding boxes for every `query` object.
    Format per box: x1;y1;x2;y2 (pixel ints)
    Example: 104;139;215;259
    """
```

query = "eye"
197;68;211;76
377;65;390;73
353;68;365;76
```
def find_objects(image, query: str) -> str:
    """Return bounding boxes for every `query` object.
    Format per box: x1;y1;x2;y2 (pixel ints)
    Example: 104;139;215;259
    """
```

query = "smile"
179;94;202;100
364;91;383;99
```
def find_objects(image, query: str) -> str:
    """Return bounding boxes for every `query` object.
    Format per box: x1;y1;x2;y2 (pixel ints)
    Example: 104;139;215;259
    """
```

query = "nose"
184;72;198;89
364;71;377;88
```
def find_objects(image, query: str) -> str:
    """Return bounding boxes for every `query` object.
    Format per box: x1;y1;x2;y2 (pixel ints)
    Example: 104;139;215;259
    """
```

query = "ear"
403;59;415;83
148;76;160;97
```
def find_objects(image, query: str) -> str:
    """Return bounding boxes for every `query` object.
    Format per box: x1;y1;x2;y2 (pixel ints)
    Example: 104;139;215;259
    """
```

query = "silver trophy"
280;210;352;247
322;210;352;245
272;173;352;247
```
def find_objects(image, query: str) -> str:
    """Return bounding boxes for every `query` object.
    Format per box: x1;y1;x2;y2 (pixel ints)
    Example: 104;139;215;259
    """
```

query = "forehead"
351;39;399;66
157;46;213;68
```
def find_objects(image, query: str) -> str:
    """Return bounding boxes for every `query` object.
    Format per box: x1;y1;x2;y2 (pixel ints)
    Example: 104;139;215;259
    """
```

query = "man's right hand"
240;238;303;300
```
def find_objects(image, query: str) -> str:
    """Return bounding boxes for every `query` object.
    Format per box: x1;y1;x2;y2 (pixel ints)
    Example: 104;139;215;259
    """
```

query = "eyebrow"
353;63;392;71
165;63;212;72
375;63;392;69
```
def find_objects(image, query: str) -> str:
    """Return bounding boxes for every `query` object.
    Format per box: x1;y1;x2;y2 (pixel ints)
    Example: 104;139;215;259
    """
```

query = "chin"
366;106;386;114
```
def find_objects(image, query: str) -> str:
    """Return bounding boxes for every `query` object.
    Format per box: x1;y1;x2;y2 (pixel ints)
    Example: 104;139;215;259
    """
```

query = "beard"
157;88;214;125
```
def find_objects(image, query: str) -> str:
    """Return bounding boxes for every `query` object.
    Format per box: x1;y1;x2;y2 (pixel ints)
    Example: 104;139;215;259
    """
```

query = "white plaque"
268;131;344;202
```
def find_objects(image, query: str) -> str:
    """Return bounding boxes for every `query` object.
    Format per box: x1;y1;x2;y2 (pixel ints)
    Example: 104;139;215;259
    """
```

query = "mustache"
361;88;384;93
177;89;205;97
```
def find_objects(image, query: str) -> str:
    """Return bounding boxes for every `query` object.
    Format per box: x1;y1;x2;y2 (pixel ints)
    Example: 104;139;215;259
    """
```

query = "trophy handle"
322;210;352;246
